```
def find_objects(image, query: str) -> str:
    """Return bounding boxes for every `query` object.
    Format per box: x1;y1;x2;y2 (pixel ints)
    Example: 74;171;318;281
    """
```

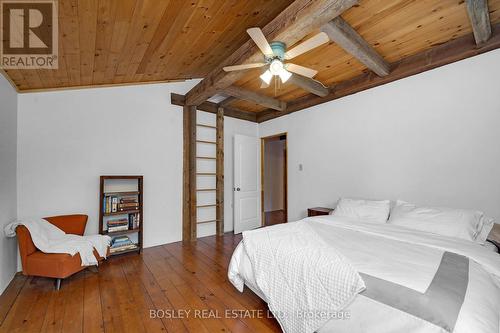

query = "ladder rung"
197;188;216;192
197;219;217;224
196;140;216;144
197;172;216;176
197;204;217;208
197;124;216;129
196;156;216;160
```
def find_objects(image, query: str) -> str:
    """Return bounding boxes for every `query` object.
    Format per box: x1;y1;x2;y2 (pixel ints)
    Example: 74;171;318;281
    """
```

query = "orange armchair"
16;214;106;290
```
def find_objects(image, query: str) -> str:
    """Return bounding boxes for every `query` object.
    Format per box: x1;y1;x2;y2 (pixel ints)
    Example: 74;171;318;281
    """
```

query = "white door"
234;134;261;234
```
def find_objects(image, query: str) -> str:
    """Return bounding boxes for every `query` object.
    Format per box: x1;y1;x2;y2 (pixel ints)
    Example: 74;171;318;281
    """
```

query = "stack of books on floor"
107;218;129;233
118;196;139;212
110;236;138;254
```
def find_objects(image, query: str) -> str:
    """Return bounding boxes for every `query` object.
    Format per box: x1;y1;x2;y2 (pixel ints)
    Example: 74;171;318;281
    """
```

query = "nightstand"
308;207;334;217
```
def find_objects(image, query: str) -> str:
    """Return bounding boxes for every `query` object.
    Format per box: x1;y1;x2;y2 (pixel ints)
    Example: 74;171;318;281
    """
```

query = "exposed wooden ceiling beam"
223;86;287;111
219;96;237;107
256;24;500;123
171;93;257;122
184;0;358;106
288;74;329;97
465;0;492;45
321;16;390;76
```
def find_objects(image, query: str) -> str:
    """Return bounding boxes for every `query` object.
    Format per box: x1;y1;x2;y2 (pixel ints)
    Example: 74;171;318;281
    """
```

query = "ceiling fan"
223;27;329;88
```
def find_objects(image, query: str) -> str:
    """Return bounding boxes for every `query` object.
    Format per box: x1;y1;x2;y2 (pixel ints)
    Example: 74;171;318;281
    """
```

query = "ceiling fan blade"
223;63;266;72
285;32;330;60
247;27;273;56
285;63;318;78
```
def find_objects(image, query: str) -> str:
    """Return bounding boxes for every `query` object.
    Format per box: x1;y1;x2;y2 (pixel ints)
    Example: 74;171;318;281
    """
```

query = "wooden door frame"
260;133;288;226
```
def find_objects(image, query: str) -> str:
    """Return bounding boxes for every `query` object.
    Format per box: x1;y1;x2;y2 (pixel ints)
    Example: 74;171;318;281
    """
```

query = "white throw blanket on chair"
4;218;111;266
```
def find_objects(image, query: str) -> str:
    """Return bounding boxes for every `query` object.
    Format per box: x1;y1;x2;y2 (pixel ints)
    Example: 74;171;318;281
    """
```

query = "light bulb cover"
260;70;272;85
278;69;292;83
269;59;284;75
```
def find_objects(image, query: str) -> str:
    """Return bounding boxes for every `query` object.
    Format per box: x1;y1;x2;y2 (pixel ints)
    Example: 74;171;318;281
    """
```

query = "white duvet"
228;215;500;333
239;221;365;333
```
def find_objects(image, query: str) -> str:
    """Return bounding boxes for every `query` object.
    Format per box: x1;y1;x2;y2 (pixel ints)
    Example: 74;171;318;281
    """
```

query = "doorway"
261;133;287;226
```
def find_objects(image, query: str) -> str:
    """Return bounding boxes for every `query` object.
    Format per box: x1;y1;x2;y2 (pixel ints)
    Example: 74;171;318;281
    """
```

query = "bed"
228;215;500;333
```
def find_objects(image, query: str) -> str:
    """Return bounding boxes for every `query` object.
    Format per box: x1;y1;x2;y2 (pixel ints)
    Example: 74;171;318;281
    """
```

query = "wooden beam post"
183;105;197;242
216;107;224;236
465;0;491;45
288;74;329;97
321;16;390;76
223;86;287;111
185;0;358;106
171;93;257;122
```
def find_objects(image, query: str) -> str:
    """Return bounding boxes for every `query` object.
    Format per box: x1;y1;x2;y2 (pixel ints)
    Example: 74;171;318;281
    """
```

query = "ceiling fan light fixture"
278;68;292;83
269;59;284;75
260;70;272;85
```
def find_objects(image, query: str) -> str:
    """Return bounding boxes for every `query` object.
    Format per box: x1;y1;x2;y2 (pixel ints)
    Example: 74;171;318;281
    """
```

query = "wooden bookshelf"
99;175;143;256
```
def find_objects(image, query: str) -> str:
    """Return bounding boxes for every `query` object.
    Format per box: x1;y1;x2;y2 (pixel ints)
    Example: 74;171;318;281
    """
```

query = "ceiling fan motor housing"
268;41;286;62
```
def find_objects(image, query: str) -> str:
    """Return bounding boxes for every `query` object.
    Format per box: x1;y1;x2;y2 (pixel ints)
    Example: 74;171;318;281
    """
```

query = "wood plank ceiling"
228;0;500;113
3;0;500;119
3;0;295;91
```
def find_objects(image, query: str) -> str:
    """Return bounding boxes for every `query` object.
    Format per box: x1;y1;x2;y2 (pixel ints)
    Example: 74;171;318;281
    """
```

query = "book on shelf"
111;197;118;212
120;196;138;204
106;217;130;233
108;225;129;233
128;212;140;229
111;235;132;247
107;218;128;225
103;194;139;214
118;206;139;212
110;244;138;253
110;235;138;253
119;202;139;208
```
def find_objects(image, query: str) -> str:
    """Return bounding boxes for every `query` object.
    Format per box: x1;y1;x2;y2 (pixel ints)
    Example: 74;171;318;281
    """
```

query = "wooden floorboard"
264;210;286;226
0;274;27;327
0;233;281;333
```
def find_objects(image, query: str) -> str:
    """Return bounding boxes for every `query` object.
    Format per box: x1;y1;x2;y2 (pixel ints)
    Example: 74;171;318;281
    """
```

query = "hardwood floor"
0;233;281;333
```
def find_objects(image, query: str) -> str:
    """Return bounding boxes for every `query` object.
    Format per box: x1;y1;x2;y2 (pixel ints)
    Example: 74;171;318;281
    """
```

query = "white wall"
260;49;500;222
0;75;18;294
264;140;285;212
17;82;257;247
17;82;195;248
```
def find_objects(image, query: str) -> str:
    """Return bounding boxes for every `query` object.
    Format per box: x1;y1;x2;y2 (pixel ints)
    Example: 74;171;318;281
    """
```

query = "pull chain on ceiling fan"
223;27;329;89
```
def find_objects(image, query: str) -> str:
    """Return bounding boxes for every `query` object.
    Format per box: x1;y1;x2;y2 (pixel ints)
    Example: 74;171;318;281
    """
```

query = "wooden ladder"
183;106;224;241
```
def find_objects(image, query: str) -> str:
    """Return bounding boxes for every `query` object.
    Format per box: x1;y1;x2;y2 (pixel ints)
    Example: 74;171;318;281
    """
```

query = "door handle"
235;187;241;191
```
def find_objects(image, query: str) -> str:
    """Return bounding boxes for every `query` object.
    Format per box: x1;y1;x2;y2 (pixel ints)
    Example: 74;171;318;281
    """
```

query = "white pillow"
475;216;495;244
388;200;483;241
332;198;391;223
